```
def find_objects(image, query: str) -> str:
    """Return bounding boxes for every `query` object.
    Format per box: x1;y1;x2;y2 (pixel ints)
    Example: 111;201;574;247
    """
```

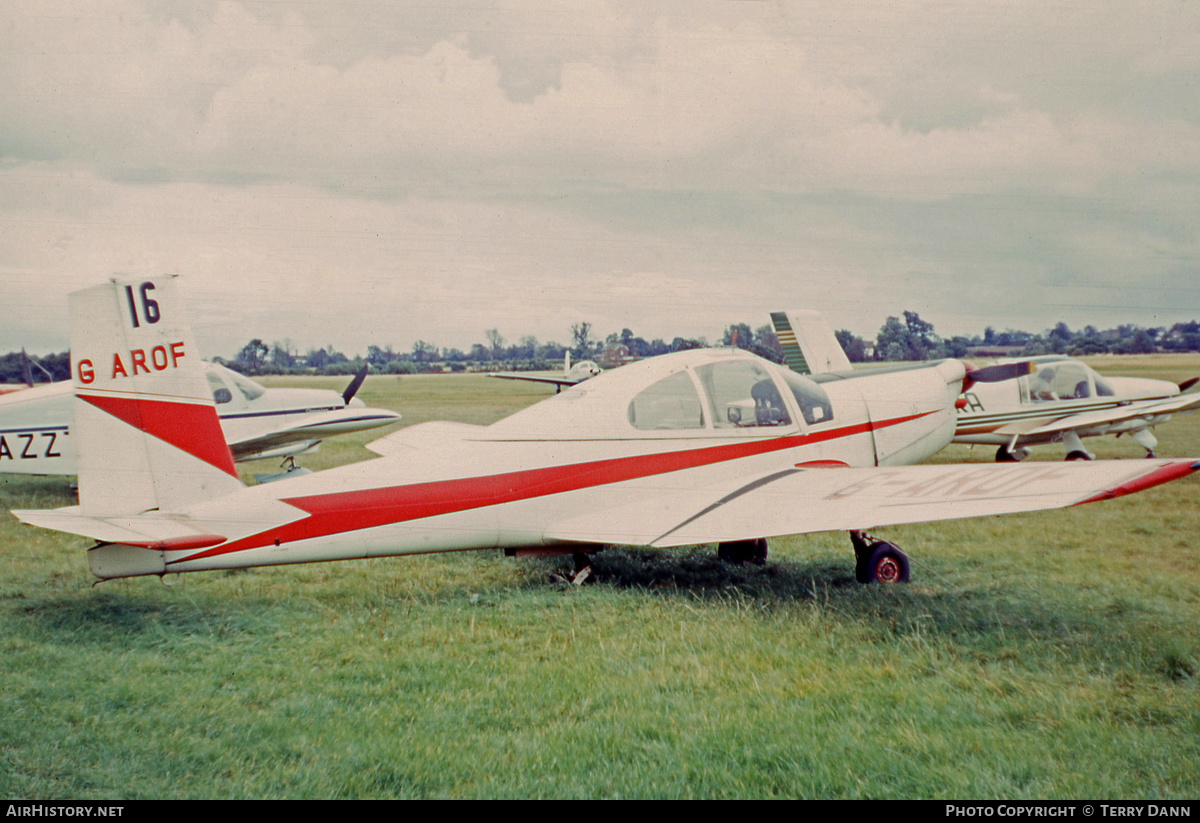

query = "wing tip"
1073;459;1200;506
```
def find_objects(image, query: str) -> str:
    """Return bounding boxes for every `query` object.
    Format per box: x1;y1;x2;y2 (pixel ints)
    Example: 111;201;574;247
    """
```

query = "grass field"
1;355;1198;799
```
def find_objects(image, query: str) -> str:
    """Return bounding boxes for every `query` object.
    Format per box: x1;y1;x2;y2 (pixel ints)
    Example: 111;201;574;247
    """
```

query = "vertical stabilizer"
769;310;853;375
70;276;243;516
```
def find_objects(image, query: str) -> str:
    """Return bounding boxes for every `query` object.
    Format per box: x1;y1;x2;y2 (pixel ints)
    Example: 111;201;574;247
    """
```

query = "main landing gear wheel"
995;445;1030;462
717;538;768;566
850;531;910;584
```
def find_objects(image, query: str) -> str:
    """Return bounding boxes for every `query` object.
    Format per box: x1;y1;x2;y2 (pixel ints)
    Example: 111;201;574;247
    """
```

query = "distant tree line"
0;350;70;385
5;316;1200;382
832;314;1200;363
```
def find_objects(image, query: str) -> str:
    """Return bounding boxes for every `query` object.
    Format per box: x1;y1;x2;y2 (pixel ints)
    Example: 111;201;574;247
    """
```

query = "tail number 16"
125;282;161;328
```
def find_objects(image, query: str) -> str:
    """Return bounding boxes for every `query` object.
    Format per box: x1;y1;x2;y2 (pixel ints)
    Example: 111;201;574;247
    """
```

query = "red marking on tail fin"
80;394;237;477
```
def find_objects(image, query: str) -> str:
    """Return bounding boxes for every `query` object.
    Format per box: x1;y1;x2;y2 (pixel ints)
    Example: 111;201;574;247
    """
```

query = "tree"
835;330;869;362
571;322;593;356
234;339;269;373
875;316;909;361
1047;322;1072;354
1116;329;1155;354
875;311;943;361
412;340;439;363
305;347;330;370
270;342;295;369
485;328;505;361
366;345;396;369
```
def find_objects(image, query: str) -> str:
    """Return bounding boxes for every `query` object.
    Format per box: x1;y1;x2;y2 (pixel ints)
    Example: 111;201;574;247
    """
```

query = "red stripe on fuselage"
177;410;936;564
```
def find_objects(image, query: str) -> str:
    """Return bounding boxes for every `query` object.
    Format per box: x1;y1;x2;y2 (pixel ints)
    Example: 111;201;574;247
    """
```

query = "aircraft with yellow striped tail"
11;280;1198;587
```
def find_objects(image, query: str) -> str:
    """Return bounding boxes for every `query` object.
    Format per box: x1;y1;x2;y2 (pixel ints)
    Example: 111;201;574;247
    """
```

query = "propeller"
342;365;369;405
1178;377;1199;393
962;360;1036;393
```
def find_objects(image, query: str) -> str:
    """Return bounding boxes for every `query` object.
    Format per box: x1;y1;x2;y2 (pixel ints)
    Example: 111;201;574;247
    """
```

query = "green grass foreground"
2;356;1199;799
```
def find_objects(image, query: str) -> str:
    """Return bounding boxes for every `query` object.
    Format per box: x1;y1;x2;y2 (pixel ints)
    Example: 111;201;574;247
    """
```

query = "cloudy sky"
3;0;1199;358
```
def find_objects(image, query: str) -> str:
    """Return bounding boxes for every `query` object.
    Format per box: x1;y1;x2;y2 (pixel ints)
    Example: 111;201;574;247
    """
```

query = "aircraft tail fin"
70;276;243;517
769;310;853;375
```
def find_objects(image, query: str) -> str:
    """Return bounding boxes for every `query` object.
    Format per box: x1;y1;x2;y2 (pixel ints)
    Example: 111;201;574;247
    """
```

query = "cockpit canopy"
205;363;266;406
486;349;833;440
1013;356;1114;404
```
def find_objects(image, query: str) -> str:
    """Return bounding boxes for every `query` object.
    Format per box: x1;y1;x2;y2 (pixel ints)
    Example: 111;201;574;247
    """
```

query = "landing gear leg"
1061;431;1094;461
1131;428;1158;458
717;538;768;566
850;530;910;584
568;551;594;585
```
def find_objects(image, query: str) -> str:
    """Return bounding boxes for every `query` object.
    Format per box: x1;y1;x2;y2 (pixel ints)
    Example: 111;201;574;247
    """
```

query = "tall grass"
1;358;1198;798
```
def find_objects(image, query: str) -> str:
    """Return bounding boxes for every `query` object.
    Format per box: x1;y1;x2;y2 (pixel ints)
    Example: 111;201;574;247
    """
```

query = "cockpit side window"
206;372;233;405
780;371;835;425
627;370;706;430
695;361;792;428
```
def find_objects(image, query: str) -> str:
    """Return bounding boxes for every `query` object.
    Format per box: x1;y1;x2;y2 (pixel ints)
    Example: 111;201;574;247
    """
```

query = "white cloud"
2;1;1199;357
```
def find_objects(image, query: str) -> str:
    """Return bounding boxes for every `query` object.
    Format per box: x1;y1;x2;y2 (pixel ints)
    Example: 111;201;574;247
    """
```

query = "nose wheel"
850;530;910;584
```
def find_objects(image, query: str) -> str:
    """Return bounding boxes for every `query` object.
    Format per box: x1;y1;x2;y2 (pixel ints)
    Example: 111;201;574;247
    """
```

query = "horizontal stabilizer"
12;505;226;547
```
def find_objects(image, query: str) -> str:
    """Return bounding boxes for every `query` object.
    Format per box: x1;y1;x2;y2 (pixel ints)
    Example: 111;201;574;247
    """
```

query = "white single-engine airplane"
488;353;602;391
954;356;1200;461
0;351;400;476
770;310;1200;462
12;278;1198;586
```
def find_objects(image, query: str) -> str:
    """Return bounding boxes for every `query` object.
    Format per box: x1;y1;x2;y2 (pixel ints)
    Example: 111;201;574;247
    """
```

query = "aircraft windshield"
226;369;265;401
779;370;835;425
1019;359;1112;403
207;365;265;403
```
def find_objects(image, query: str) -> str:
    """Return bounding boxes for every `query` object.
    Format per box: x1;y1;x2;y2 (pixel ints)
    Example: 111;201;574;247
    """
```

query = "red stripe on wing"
1072;459;1200;506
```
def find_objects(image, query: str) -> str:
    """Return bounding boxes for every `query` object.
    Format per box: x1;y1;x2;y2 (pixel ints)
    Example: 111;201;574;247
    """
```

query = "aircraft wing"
225;408;402;459
1009;393;1200;439
544;458;1198;547
487;372;581;387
